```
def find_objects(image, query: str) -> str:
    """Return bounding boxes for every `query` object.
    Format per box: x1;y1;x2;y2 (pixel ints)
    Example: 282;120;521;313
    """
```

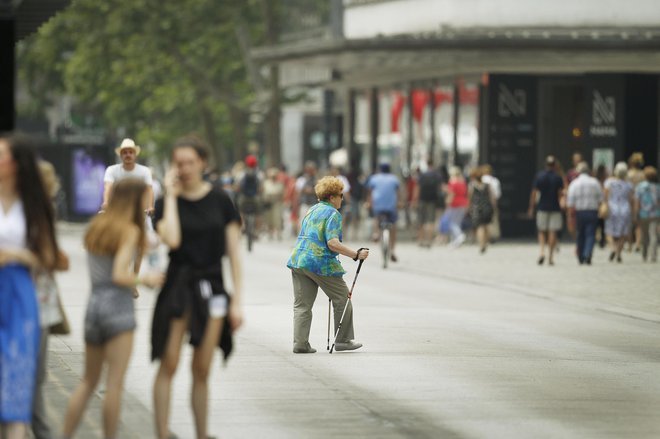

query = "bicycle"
241;197;259;252
377;213;394;269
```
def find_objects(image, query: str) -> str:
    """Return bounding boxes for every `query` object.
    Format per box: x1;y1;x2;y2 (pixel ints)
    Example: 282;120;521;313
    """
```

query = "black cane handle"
353;247;369;262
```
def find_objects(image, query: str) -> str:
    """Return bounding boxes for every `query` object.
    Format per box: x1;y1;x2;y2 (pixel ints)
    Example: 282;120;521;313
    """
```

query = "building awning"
252;27;660;87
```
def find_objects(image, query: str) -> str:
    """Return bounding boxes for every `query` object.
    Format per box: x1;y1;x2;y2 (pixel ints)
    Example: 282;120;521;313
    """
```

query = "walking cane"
326;299;331;350
330;252;367;354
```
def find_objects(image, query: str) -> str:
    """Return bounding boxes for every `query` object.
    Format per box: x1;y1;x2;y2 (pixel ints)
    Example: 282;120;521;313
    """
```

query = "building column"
345;88;357;172
406;86;414;171
0;17;15;132
369;87;379;174
452;77;461;167
428;86;436;164
322;88;335;169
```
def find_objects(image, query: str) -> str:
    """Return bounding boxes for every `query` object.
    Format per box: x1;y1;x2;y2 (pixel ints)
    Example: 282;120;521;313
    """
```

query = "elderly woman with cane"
287;176;369;354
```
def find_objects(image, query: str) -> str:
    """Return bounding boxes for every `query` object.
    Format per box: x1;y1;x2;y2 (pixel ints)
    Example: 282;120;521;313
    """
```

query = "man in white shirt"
101;138;154;212
567;162;603;265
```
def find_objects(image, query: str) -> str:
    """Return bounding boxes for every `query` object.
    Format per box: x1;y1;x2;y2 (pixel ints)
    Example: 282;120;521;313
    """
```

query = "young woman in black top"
152;136;243;439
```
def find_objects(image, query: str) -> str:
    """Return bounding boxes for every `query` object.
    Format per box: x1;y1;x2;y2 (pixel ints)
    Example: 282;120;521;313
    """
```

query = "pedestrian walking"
237;154;262;216
151;136;243;439
528;156;565;265
445;166;469;247
101;138;154;213
330;166;351;224
403;167;418;229
32;161;70;439
634;166;660;262
604;162;633;263
413;160;444;248
345;169;366;241
595;164;609;248
468;167;496;253
62;179;163;439
295;161;319;230
287;176;369;353
0;133;59;439
566;152;583;240
263;167;285;240
627;152;646;252
481;164;501;242
567;162;604;265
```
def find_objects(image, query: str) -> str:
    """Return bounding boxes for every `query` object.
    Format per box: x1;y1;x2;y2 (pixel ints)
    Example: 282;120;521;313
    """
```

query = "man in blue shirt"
366;163;400;262
528;155;565;265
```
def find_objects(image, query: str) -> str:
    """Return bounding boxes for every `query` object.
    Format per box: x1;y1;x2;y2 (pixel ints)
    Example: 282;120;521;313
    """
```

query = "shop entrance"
538;77;587;173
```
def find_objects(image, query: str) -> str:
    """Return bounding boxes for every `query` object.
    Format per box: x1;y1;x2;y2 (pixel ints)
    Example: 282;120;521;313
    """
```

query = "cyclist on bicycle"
366;163;400;262
238;154;262;223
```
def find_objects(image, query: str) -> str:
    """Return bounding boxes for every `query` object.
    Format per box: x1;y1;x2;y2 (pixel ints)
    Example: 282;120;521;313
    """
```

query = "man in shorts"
413;160;444;247
366;163;401;262
528;155;564;265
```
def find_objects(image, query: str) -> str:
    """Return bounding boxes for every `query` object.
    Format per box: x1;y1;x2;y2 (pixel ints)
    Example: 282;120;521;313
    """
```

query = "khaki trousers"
291;268;355;349
640;218;659;261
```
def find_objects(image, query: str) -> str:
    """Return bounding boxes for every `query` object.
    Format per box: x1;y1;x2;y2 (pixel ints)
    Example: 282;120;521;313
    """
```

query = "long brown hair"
2;133;59;270
85;179;147;257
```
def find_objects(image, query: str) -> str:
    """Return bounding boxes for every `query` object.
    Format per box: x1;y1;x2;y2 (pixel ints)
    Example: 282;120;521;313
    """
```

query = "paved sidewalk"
39;342;152;438
388;238;660;323
41;222;659;438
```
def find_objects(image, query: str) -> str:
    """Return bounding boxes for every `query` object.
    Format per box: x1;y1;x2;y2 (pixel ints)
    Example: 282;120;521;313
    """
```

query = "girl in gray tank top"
62;179;163;439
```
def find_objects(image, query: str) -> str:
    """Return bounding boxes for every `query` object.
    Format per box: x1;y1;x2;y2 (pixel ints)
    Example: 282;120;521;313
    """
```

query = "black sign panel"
584;75;625;166
487;75;538;236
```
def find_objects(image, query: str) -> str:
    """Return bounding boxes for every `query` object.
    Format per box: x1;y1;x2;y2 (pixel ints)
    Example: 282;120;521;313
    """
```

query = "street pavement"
41;223;660;438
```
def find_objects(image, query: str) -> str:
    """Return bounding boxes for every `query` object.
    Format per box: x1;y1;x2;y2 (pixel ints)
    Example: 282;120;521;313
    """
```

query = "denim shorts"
84;286;136;345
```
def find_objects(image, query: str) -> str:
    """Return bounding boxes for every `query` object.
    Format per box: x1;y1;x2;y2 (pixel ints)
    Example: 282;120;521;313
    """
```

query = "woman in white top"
0;133;59;439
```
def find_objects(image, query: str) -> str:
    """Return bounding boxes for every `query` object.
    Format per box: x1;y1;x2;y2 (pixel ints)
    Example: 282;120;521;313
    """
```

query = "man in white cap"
101;138;154;212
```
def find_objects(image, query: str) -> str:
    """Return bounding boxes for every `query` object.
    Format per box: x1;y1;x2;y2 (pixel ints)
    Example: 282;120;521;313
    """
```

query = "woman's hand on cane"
355;248;369;261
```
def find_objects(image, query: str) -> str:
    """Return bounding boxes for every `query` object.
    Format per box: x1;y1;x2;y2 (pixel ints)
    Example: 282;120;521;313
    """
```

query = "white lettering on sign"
498;85;527;117
590;91;617;137
592;91;616;125
590;126;617;137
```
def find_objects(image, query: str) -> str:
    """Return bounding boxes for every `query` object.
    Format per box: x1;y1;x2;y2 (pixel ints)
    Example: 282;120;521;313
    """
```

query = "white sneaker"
334;340;363;351
450;233;466;248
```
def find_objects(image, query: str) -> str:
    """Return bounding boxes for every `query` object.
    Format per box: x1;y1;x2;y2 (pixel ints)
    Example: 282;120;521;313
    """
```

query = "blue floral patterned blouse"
287;201;345;277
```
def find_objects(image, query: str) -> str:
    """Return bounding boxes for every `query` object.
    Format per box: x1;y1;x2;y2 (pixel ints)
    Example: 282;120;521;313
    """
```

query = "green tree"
18;0;264;169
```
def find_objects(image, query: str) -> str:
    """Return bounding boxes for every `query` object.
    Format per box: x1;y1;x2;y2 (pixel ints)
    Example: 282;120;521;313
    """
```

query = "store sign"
590;91;617;137
72;148;106;215
488;75;538;236
497;84;527;117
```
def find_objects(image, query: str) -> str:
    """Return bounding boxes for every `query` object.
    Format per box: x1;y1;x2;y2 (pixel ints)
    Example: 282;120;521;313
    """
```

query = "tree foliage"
18;0;270;169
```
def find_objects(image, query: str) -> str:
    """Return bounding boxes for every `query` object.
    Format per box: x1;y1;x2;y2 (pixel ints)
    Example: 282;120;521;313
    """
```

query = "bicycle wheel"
381;227;390;269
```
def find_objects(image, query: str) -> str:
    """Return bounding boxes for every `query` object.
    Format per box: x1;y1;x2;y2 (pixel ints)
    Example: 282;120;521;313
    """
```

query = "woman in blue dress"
0;133;59;439
604;162;634;263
